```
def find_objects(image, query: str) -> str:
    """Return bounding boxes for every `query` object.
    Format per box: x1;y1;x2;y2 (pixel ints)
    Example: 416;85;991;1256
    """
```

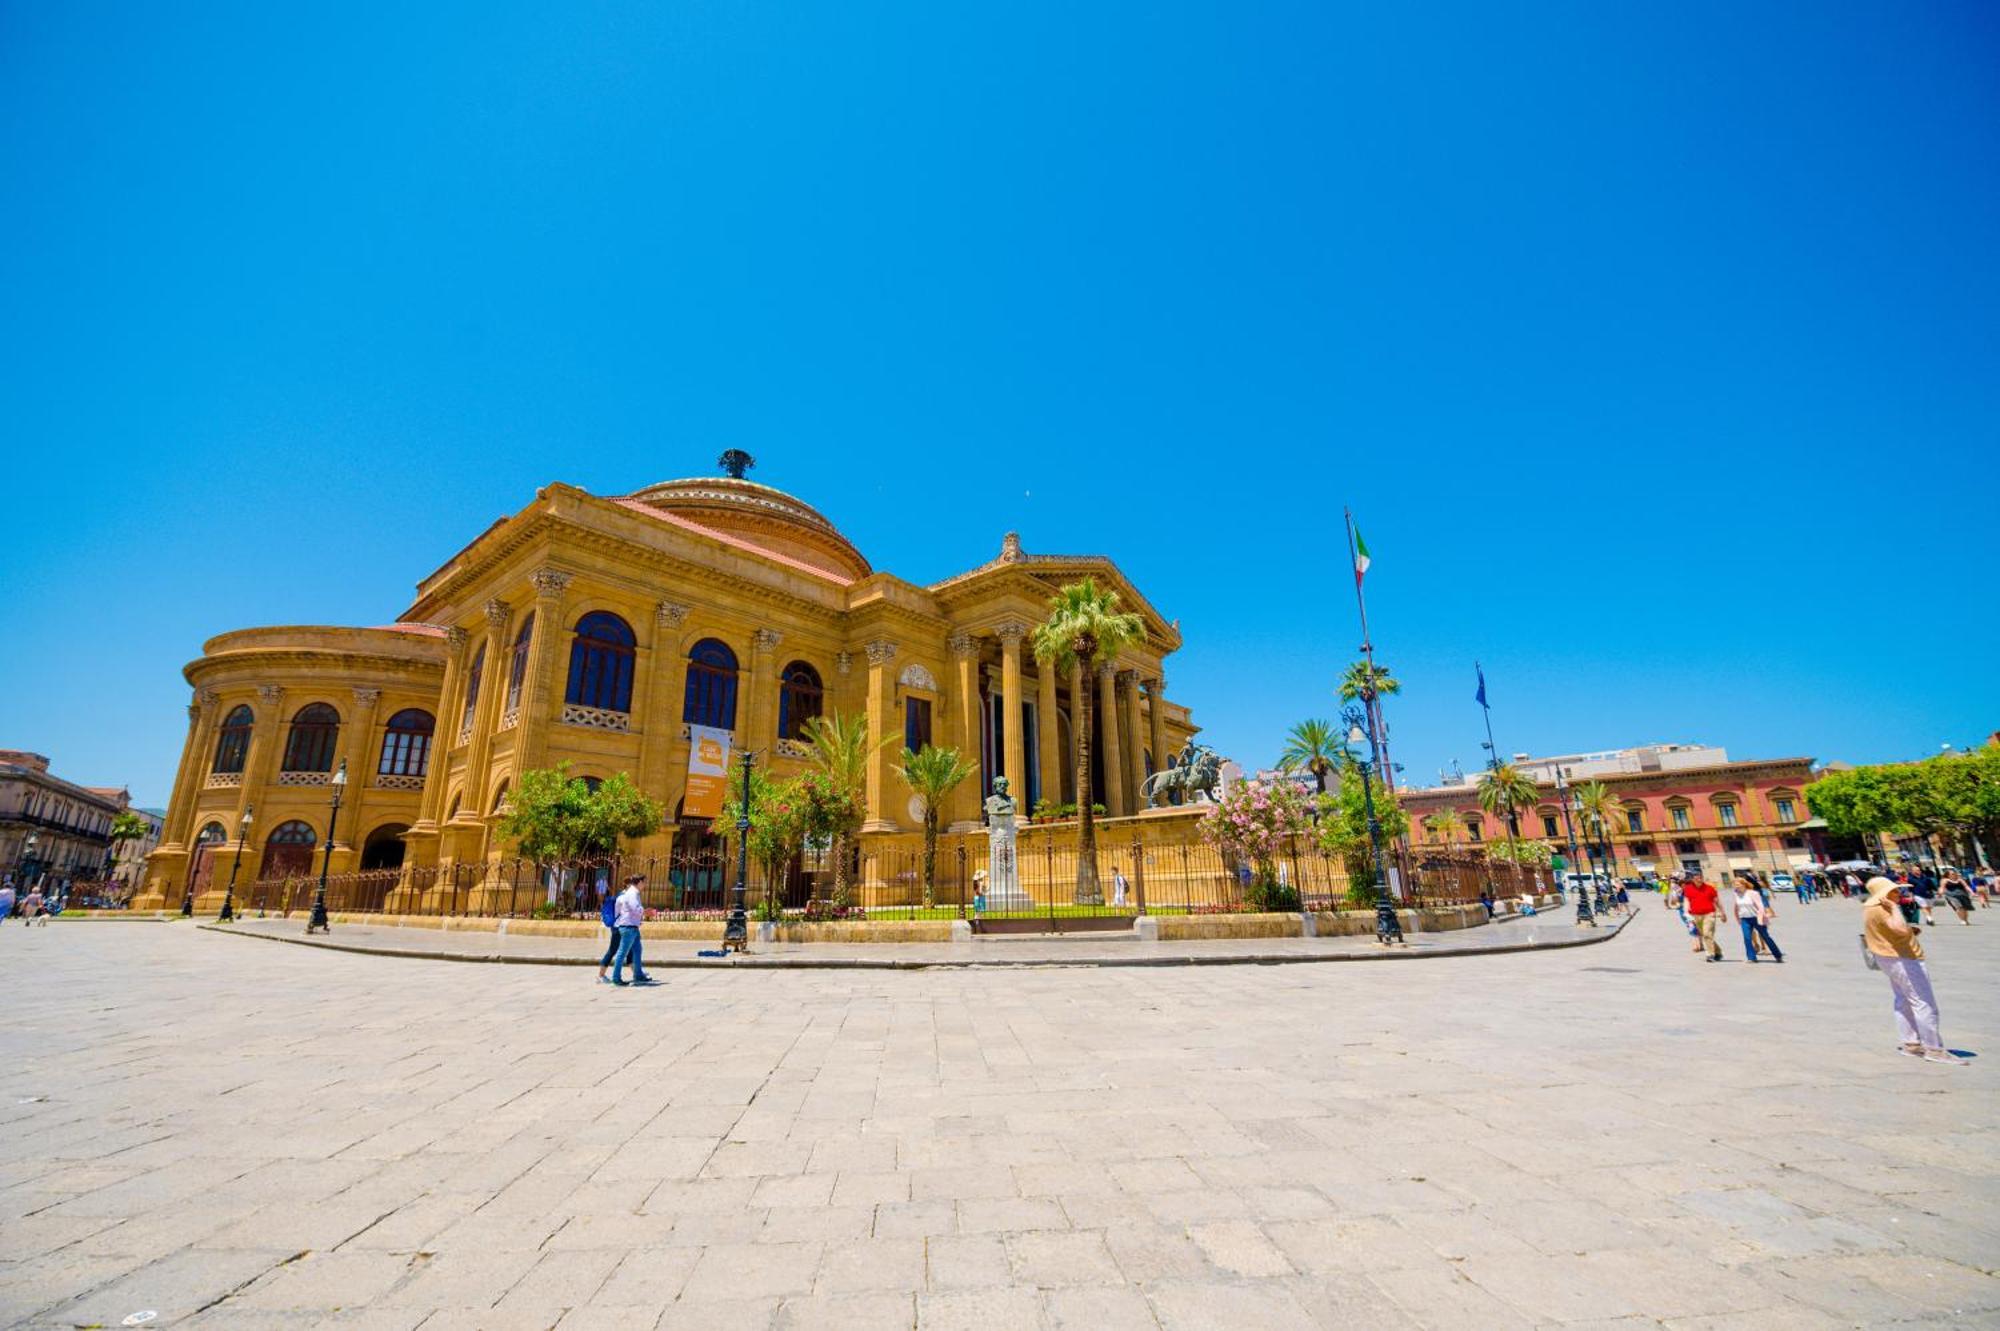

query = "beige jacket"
1864;901;1923;960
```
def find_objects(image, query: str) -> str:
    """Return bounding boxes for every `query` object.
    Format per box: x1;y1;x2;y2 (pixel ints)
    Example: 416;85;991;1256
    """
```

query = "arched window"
212;705;254;774
566;611;636;713
378;709;435;778
491;780;511;813
195;821;227;848
281;703;340;773
683;638;739;729
268;820;317;846
506;613;536;711
462;644;485;732
778;661;823;740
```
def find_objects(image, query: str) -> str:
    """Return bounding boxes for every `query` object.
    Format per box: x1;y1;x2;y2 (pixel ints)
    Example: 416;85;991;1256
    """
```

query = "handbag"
1859;934;1880;971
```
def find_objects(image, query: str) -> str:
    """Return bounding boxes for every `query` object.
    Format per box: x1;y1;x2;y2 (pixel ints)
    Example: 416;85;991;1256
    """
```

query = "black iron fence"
233;823;1558;925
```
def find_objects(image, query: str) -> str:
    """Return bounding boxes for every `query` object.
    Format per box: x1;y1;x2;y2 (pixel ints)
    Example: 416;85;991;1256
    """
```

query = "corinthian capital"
484;598;511;629
257;684;284;705
656;601;690;629
835;651;853;677
948;630;976;659
352;687;382;706
1145;675;1166;697
752;628;783;654
445;626;470;652
864;639;898;667
1115;668;1138;688
994;621;1028;646
531;567;572;599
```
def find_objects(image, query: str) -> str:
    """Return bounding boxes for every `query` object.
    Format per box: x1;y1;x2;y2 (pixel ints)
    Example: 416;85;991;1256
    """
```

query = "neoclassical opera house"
138;460;1198;908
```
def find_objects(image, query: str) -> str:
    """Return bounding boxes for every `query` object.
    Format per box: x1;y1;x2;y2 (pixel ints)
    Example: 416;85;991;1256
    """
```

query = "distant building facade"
1404;742;1820;880
0;750;130;889
111;808;166;889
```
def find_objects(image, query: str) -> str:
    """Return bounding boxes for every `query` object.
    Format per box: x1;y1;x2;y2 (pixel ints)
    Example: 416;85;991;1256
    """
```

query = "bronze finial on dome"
718;449;755;480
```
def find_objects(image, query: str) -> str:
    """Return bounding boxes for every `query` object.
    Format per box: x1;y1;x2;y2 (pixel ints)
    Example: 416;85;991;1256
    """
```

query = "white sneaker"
1922;1049;1967;1065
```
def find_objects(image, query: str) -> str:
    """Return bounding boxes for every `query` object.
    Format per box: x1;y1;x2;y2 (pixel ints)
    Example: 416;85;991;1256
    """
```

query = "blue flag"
1475;665;1488;708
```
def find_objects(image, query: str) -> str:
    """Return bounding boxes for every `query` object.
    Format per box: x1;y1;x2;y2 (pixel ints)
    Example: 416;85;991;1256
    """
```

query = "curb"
195;906;1638;970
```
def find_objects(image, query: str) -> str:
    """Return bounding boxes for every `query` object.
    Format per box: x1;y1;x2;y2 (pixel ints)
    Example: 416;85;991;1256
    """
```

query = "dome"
622;477;872;582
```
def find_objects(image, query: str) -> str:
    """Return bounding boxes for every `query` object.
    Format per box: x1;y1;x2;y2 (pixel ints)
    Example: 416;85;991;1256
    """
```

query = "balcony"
560;704;631;733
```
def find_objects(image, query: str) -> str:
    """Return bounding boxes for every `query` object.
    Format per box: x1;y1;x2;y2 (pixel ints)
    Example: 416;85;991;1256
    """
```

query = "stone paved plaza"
2;901;1995;1329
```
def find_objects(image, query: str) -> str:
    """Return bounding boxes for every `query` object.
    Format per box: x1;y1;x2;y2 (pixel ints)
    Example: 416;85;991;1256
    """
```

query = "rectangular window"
1774;798;1795;822
1541;815;1558;838
1671;807;1690;830
1630;841;1653;856
1718;804;1739;827
1466;822;1482;842
1626;809;1644;834
1783;835;1804;849
905;697;932;754
1723;837;1749;853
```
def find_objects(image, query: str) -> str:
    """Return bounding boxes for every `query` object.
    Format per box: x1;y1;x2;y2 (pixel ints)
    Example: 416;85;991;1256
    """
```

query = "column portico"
1146;675;1168;807
748;628;783;758
1068;660;1084;807
862;639;898;832
1097;663;1125;817
1036;657;1060;815
404;627;469;867
450;599;514;853
1119;668;1145;813
997;623;1027;806
510;569;574;778
637;601;689;824
948;632;980;829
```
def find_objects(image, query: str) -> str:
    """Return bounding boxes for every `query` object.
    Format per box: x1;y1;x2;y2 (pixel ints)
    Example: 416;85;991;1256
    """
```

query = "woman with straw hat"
1862;876;1963;1065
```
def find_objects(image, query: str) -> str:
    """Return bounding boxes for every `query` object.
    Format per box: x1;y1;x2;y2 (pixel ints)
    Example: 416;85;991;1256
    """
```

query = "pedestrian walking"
596;880;621;984
608;875;655;987
0;880;14;924
1682;874;1724;961
1111;864;1130;908
1734;873;1784;963
1862;876;1963;1064
1911;872;1938;926
1940;872;1974;925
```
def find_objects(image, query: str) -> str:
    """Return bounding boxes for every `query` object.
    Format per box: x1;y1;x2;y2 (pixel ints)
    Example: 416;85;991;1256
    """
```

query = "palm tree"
1423;811;1460;849
1336;660;1401;705
1031;577;1146;904
1477;762;1540;895
1278;719;1350;794
802;712;884;903
900;744;978;908
1574;779;1623;887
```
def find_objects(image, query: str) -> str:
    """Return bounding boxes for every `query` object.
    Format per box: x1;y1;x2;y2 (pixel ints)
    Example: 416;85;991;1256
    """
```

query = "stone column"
997;622;1027;805
458;599;515;825
1096;663;1125;817
241;684;287;829
160;689;217;853
834;650;856;721
862;639;898;831
1146;675;1168;807
1036;659;1060;815
332;686;383;870
949;632;981;829
637;602;689;808
406;626;469;864
748;628;783;755
511;569;575;778
1120;669;1146;812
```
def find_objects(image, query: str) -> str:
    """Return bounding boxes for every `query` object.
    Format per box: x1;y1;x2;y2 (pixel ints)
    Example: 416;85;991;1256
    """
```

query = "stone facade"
136;471;1197;909
1403;751;1819;881
0;750;129;890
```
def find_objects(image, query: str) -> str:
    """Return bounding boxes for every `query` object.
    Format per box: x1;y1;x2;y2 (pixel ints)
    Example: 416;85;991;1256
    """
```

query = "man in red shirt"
1681;874;1723;961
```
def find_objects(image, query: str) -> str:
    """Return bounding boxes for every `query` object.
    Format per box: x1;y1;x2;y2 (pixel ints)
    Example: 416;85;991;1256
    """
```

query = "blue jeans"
1740;918;1782;961
599;927;619;969
612;925;646;981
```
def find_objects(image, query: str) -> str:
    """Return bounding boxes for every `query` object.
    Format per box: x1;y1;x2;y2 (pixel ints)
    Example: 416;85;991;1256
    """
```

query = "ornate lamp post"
1346;715;1403;946
1554;766;1593;926
219;804;252;923
308;761;347;935
722;749;755;952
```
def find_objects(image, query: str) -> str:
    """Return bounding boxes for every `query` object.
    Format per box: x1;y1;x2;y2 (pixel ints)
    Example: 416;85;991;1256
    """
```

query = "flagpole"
1477;661;1500;771
1342;508;1388;789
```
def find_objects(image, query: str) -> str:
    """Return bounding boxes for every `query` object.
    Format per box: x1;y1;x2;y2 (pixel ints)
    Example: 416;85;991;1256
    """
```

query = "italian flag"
1353;525;1372;591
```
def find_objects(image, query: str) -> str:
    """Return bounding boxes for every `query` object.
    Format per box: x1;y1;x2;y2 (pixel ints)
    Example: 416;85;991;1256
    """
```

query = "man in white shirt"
609;875;656;986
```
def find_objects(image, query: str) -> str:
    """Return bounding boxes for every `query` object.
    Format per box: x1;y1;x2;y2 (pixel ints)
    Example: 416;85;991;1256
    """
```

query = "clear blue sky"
5;2;1996;807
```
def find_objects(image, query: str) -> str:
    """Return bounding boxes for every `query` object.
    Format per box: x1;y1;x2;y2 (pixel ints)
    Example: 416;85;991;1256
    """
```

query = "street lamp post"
308;761;347;935
1554;766;1593;926
219;804;252;923
1347;715;1403;946
22;831;39;890
722;749;755;953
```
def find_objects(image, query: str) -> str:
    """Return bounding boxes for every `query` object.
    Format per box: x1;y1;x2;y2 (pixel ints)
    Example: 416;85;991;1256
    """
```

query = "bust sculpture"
982;776;1028;911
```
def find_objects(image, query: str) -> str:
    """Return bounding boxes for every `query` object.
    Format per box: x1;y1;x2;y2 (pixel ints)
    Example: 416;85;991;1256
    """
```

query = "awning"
1787;854;1814;867
1727;855;1756;869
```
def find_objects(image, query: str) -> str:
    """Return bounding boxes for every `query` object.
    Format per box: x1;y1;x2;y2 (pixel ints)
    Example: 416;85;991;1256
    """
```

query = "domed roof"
621;476;872;582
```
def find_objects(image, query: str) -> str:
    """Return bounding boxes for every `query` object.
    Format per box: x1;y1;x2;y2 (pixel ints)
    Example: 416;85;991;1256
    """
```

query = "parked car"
1770;871;1795;892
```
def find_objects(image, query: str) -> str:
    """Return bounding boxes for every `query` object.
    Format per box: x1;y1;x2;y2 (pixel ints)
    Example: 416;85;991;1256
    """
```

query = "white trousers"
1879;956;1942;1050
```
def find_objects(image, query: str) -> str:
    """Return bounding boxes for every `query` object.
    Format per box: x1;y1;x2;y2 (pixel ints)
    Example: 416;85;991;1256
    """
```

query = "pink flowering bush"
1199;781;1312;909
